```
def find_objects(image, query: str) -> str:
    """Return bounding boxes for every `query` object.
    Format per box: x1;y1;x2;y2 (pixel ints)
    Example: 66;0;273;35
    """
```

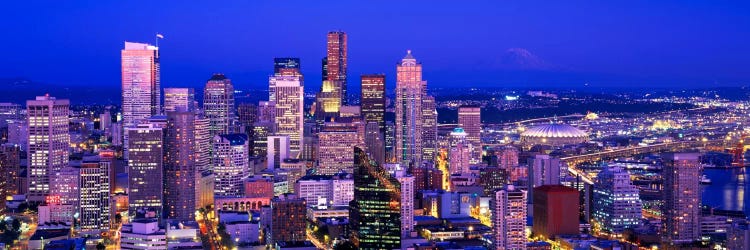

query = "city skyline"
3;1;750;92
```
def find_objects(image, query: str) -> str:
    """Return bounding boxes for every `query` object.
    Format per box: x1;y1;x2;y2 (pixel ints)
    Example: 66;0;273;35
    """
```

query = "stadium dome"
520;123;588;147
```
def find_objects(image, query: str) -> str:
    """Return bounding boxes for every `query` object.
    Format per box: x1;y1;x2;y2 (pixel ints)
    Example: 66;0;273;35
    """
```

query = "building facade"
492;185;527;249
203;74;235;137
212;134;250;198
27;95;70;202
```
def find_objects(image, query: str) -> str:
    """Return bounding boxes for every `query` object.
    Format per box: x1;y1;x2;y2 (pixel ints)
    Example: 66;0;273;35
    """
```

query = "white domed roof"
521;123;587;138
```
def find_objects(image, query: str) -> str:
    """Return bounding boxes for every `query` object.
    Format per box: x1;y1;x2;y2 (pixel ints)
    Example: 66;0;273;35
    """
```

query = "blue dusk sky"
2;0;749;92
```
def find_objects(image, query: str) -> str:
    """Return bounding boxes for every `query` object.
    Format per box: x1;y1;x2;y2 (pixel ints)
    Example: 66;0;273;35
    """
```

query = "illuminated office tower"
269;75;304;156
121;42;160;128
212;134;249;197
593;166;642;234
79;155;111;230
395;50;425;166
127;124;164;216
257;101;276;123
364;122;385;165
349;148;401;249
317;121;359;175
421;95;437;162
458;106;482;163
662;152;702;245
315;80;342;125
448;128;471;175
361;74;386;131
385;120;395;162
266;135;290;170
164;111;196;220
203;74;235;137
273;57;301;76
163;88;195;112
237;103;257;128
253;121;274;158
325;31;347;103
194;116;211;172
26;95;70;203
492;185;527;250
0;144;20;204
50;166;81;213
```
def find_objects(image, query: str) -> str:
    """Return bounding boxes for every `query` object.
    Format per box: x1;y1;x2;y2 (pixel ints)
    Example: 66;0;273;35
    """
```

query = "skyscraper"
325;31;347;103
257;101;276;123
273;58;301;76
269;75;304;157
317;121;359;175
212;134;249;197
203;74;235;137
0;143;20;205
593;166;642;234
395;172;415;237
364;122;385;165
121;42;160;128
458;106;482;163
361;74;386;132
79;155;111;230
127;123;164;216
237;103;258;128
448;128;471;175
395;50;425;166
349;147;401;249
266;135;290;170
527;154;561;202
163;88;195;113
194;116;211;172
421;95;437;162
315;80;342;124
164;111;196;220
27;95;70;202
492;185;527;250
662;152;702;245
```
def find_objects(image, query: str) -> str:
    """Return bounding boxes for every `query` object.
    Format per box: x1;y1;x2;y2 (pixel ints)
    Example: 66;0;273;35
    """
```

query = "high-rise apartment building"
395;50;425;166
662;152;702;245
533;185;580;239
458;106;482;163
213;134;249;197
79;155;111;230
317;121;359;175
163;88;195;113
395;172;415;237
164;111;196;220
593;166;642;234
27;95;70;202
269;75;304;156
127;123;164;216
203;74;235;137
325;31;347;103
121;42;160;128
492;185;527;250
349;147;401;249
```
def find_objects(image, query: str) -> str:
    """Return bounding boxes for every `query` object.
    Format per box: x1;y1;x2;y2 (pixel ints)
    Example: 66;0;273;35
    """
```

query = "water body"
701;168;750;215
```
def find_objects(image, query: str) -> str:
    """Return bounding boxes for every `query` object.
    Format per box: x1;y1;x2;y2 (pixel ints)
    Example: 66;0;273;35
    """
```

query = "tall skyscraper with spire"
325;31;347;104
203;74;235;138
26;95;70;202
121;42;160;128
395;50;425;166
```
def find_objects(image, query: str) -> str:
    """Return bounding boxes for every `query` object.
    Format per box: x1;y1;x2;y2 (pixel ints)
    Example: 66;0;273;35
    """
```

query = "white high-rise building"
396;173;415;237
121;42;160;128
269;75;304;157
213;134;249;197
527;154;561;202
27;95;70;202
593;166;642;233
266;135;290;170
492;185;527;250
